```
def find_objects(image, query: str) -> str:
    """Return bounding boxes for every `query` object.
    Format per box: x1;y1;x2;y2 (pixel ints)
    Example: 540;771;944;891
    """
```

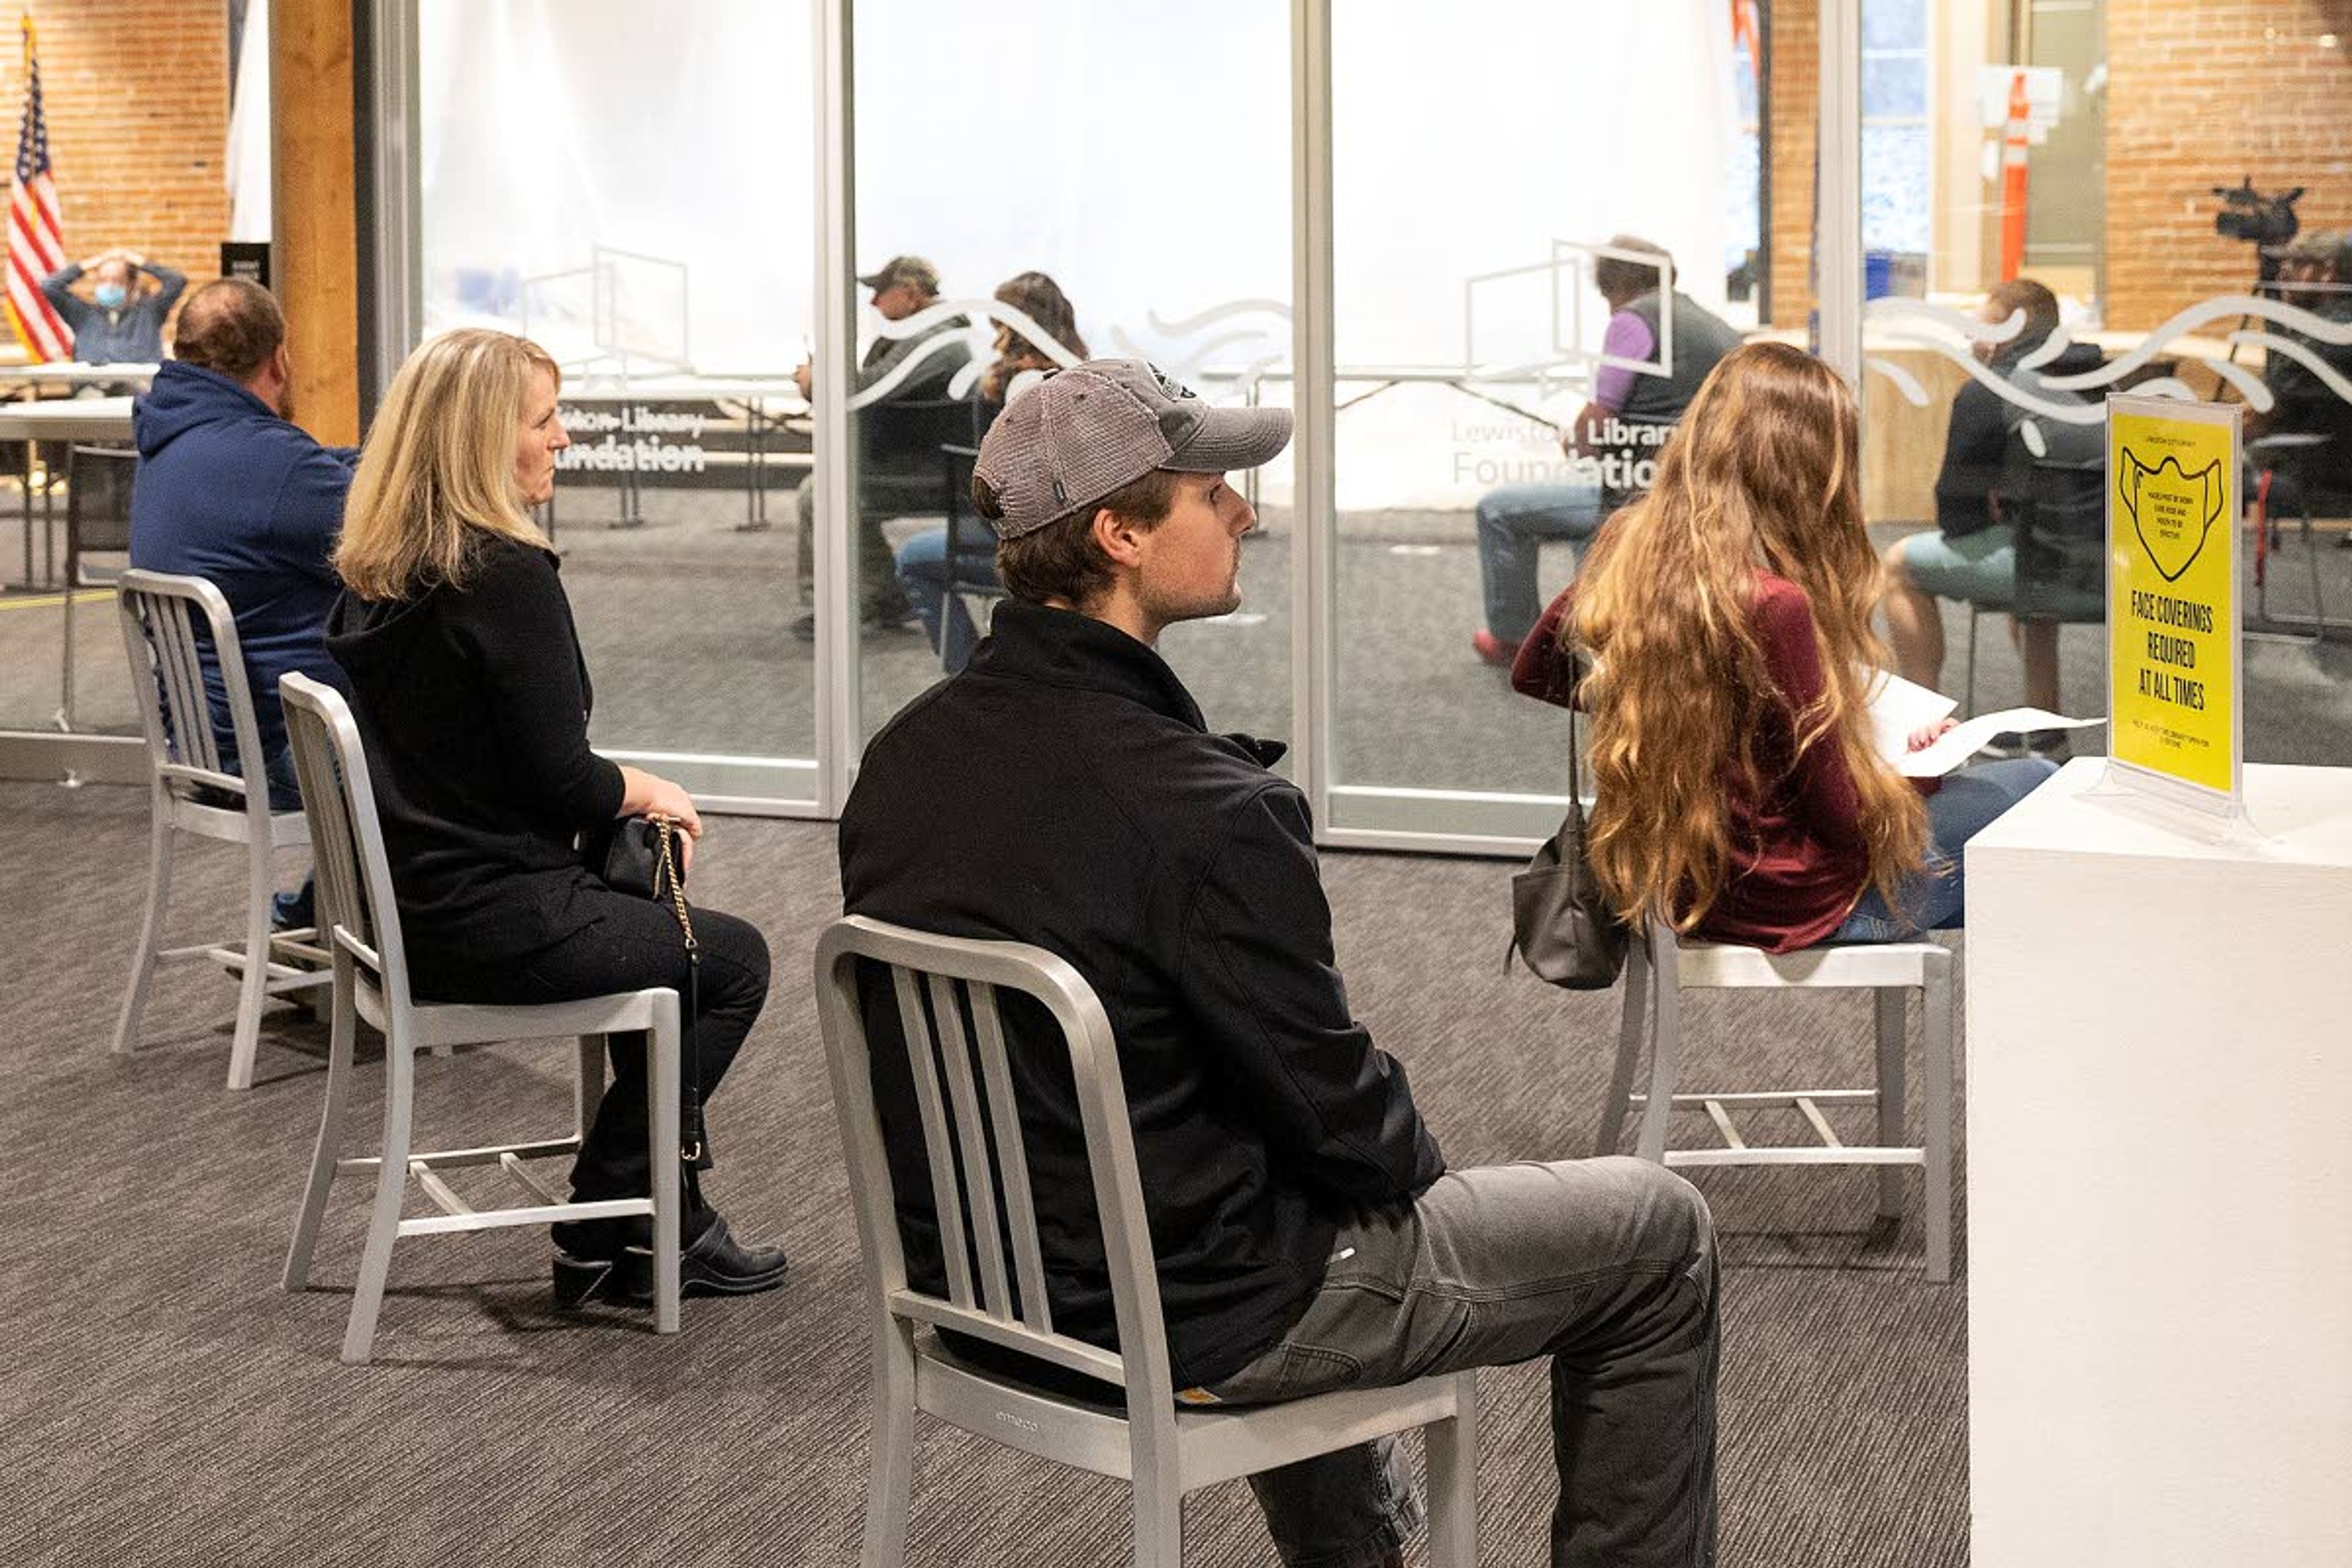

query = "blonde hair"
334;329;560;600
1569;341;1928;932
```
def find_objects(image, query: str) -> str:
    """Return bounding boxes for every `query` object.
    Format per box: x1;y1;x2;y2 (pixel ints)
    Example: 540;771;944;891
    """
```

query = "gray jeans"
1202;1157;1718;1568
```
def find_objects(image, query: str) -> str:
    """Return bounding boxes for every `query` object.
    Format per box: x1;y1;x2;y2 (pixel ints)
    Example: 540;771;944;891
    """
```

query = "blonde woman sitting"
1512;341;2054;949
326;329;788;1304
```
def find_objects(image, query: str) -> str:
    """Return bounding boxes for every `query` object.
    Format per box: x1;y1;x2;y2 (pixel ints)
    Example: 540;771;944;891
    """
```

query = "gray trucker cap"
973;358;1294;540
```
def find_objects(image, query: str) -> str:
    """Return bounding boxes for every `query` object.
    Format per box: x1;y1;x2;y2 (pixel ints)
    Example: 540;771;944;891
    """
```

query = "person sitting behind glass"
325;328;790;1308
1512;342;2056;952
1879;277;2105;718
1470;236;1743;666
2248;230;2352;526
41;248;186;365
893;271;1090;673
788;254;973;635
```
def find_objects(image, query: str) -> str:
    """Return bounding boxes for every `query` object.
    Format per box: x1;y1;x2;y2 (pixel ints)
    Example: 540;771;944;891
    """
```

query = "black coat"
325;531;625;977
839;601;1444;1388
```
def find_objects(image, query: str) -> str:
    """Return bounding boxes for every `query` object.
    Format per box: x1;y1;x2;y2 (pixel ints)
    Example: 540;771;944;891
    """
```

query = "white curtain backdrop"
225;0;272;243
417;0;1739;505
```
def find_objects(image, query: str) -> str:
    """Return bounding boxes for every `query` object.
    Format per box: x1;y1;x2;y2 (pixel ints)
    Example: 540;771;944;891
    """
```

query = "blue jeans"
894;524;1000;674
1832;758;2058;941
1476;481;1604;644
1203;1158;1718;1568
255;744;318;929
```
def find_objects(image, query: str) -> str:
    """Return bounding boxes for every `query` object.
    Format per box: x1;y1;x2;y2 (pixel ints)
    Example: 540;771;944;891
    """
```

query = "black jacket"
839;601;1444;1388
325;531;625;978
1934;341;2106;537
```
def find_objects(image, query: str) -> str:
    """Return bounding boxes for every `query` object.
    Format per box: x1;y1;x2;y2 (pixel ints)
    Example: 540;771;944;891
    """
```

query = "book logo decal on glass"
2116;450;2224;584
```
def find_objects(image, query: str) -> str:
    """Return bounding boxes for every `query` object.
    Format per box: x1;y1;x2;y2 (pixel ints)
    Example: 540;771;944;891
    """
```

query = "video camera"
2212;179;2303;278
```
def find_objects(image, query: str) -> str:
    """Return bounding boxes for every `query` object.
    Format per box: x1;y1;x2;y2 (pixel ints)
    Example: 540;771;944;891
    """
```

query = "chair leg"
1596;936;1650;1156
2301;502;2324;625
285;954;359;1292
1635;941;1682;1164
341;1036;417;1365
226;832;276;1090
1921;952;1956;1283
575;1033;607;1147
648;1005;682;1336
1875;989;1908;1219
861;1325;919;1568
1130;1460;1185;1568
113;799;173;1056
1962;605;1981;718
1424;1377;1479;1568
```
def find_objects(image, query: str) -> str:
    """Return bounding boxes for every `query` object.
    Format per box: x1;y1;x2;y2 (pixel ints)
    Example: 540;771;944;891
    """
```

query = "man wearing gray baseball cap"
840;359;1717;1568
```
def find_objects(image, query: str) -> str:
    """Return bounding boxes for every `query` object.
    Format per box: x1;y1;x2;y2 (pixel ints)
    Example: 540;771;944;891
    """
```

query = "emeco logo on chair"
993;1409;1042;1434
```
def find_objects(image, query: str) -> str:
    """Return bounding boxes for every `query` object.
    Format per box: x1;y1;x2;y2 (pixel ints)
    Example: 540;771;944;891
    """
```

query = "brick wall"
4;1;232;348
1763;1;2351;333
1766;0;1819;330
2104;0;2352;331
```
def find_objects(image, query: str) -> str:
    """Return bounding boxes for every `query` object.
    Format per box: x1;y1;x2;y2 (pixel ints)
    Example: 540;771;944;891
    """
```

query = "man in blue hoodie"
130;277;357;926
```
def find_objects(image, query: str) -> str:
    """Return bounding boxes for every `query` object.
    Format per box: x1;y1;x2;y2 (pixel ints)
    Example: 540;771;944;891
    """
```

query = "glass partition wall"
1855;0;2352;769
409;0;821;809
0;3;258;767
354;0;2348;842
845;0;1295;755
1322;0;1774;845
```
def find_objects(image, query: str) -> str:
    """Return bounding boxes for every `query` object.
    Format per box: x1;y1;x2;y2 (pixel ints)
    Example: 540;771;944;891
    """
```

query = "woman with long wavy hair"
327;328;789;1306
1513;341;2054;950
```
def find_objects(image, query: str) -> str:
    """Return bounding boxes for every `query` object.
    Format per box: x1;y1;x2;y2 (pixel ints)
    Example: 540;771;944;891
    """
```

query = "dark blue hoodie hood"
132;360;282;461
126;358;357;766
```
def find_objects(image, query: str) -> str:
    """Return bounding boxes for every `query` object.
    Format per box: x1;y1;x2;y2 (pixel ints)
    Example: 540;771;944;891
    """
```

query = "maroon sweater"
1513;572;1928;953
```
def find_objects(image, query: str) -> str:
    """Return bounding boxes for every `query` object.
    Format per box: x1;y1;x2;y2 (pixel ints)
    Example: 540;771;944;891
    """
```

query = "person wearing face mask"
40;248;186;364
326;329;790;1311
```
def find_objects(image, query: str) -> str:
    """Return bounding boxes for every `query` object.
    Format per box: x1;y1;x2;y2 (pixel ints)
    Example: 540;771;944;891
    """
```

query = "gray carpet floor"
2;776;1973;1567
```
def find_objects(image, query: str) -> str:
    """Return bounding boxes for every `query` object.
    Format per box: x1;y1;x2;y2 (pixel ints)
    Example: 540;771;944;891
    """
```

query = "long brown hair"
1569;341;1927;930
982;271;1087;404
334;329;559;601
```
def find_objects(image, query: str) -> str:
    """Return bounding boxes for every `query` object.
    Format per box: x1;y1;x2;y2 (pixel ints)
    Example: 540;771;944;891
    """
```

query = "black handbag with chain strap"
1508;701;1629;990
584;815;706;1163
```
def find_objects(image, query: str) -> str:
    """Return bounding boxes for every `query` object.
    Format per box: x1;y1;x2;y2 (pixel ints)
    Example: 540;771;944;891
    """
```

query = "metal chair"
276;673;682;1364
2247;432;2332;632
113;570;330;1089
816;916;1477;1567
1600;916;1954;1281
1959;457;2106;717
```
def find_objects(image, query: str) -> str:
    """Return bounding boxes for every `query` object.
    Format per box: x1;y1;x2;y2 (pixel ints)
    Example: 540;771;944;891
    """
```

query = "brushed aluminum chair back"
113;569;325;1088
277;673;682;1363
816;914;1476;1567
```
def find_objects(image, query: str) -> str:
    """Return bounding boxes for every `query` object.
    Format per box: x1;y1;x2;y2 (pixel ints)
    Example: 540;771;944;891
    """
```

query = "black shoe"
552;1214;788;1308
1983;728;2072;764
671;1215;790;1297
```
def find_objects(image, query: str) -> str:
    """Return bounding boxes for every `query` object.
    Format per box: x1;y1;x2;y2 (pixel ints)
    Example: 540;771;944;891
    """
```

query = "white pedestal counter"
1966;758;2352;1567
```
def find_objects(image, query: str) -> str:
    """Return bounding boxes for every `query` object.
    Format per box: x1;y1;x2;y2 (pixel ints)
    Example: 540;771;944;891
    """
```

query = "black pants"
413;894;771;1223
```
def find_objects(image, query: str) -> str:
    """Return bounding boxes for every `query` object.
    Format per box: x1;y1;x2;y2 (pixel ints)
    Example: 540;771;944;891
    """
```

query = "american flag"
6;14;68;362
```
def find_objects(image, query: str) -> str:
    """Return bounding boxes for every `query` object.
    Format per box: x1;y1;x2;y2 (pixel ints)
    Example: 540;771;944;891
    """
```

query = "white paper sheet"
1896;709;2107;778
1862;668;1959;761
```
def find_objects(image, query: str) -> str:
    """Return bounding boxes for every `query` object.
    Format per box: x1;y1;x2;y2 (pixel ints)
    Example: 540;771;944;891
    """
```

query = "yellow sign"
2106;395;2241;803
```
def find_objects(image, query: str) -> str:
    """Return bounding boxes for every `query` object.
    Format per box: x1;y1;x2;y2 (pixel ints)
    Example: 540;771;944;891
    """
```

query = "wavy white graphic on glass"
1862;295;2352;429
843;297;1290;409
1109;299;1292;385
